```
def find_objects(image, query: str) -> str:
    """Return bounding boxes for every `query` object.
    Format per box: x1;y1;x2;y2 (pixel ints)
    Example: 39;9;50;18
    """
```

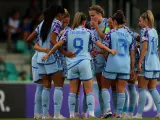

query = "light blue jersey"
57;26;72;77
32;51;41;82
103;27;135;74
138;28;160;79
35;19;62;65
35;19;62;75
92;18;109;73
140;28;160;72
124;26;139;71
61;26;98;80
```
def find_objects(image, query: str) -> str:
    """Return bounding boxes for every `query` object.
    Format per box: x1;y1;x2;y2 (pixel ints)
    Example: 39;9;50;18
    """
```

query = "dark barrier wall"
0;84;26;118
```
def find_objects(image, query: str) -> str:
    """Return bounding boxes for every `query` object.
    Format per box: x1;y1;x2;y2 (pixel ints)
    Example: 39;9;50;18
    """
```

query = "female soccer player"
57;8;72;79
101;10;135;118
27;4;66;119
88;5;110;117
32;43;52;119
121;26;139;118
134;10;160;119
42;12;116;118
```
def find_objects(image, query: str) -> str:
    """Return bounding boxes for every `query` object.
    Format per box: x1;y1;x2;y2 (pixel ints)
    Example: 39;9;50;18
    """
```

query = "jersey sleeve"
141;28;149;42
130;38;136;51
90;30;99;43
60;30;68;42
34;25;40;35
52;21;62;35
103;32;111;47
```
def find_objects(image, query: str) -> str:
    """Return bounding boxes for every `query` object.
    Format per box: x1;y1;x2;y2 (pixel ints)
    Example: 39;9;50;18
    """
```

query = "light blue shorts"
60;57;67;77
139;71;160;79
138;64;160;79
38;61;60;75
67;59;93;80
102;71;130;80
32;58;41;82
94;63;104;73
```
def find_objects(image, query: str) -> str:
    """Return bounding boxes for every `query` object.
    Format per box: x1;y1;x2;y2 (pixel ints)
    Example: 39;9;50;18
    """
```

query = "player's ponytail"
72;12;86;29
40;4;64;43
141;10;154;28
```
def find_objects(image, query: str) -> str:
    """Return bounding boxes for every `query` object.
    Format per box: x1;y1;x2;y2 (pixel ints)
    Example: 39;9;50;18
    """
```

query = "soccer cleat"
99;114;104;118
88;114;96;119
42;116;51;120
133;114;142;119
81;113;87;119
102;110;112;118
74;113;80;119
127;113;134;119
115;116;121;119
121;112;129;119
54;114;66;119
154;114;160;119
46;114;52;119
113;113;117;117
34;113;42;119
70;115;74;119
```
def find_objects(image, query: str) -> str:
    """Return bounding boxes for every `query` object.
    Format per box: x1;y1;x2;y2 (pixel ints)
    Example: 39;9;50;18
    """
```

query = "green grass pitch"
0;118;156;120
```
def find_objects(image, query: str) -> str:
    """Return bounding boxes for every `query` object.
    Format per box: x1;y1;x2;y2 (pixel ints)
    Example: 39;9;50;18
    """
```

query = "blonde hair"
89;5;104;17
72;12;86;29
64;8;70;18
141;10;154;28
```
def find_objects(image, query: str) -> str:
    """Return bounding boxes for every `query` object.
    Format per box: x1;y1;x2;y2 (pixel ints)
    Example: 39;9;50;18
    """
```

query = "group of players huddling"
27;3;160;119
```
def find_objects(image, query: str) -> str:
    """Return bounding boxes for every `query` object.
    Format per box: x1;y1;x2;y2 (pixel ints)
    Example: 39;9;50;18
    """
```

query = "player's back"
143;28;160;71
105;27;133;74
66;26;92;67
36;20;60;64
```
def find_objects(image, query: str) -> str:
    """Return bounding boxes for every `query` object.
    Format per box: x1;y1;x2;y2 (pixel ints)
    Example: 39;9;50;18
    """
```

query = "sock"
128;84;137;113
123;90;129;113
137;88;147;115
149;88;160;113
54;87;63;114
117;93;125;116
99;90;105;114
75;94;79;113
102;88;111;112
86;92;94;116
34;84;43;115
42;87;50;116
112;90;117;113
68;93;76;116
83;93;87;113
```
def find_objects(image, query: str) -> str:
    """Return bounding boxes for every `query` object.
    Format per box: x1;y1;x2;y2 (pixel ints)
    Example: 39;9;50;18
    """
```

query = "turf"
0;118;156;120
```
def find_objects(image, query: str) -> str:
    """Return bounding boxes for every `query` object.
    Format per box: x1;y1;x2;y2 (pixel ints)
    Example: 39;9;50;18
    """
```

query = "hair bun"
116;10;124;15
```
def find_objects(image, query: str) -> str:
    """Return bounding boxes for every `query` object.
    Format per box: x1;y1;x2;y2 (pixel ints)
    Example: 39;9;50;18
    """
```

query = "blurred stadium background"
0;0;160;118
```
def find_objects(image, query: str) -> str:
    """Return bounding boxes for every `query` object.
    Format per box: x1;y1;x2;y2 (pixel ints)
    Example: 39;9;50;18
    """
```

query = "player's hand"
138;63;142;73
91;50;97;57
110;49;116;55
44;48;50;53
90;20;98;29
130;70;135;81
42;54;49;61
65;52;76;58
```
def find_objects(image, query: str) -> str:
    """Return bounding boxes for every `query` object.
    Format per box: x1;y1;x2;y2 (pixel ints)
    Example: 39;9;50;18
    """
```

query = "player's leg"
115;74;129;118
147;72;160;118
101;72;114;118
80;60;95;118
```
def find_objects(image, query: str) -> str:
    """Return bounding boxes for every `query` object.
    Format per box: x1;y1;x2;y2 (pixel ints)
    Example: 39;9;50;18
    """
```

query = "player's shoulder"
52;19;62;26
